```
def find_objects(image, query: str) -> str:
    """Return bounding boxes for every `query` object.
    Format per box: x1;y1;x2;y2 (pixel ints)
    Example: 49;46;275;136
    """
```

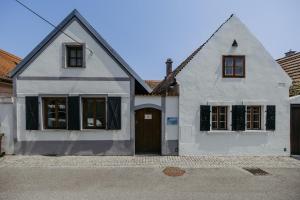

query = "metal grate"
163;167;185;177
243;168;270;176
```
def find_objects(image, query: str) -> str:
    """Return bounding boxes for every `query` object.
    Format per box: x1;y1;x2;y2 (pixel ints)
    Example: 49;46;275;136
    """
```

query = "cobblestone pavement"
1;155;300;168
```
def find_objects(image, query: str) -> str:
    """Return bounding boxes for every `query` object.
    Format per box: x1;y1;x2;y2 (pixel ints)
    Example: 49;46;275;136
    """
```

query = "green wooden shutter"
107;97;121;130
266;105;276;130
25;96;39;130
200;105;210;131
232;105;245;131
68;96;80;130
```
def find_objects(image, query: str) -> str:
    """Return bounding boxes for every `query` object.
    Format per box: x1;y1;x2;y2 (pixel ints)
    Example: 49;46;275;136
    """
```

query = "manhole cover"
163;167;185;177
243;168;270;176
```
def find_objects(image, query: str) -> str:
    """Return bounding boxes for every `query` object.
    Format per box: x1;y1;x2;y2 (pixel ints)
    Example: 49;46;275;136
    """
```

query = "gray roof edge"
10;9;152;93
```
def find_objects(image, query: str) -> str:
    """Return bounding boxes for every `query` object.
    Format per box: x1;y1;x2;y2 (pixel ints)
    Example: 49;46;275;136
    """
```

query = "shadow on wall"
14;140;132;156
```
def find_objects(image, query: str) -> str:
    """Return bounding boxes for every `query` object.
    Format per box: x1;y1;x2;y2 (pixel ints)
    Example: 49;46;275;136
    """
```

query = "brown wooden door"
291;105;300;155
135;108;161;154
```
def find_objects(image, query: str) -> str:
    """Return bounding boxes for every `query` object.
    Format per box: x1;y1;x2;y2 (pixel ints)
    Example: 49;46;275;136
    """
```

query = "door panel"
291;105;300;155
135;108;161;154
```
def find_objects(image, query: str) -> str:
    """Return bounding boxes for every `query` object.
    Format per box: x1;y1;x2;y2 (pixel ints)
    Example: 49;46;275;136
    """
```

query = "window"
67;45;83;67
223;56;245;77
82;98;106;129
43;98;67;129
246;106;261;130
212;106;228;130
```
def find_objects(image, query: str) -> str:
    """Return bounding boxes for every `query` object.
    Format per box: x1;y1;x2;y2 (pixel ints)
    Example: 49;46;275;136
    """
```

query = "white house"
5;10;292;156
154;14;292;156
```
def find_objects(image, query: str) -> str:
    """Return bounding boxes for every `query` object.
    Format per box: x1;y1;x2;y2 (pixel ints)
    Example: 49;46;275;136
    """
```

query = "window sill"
207;130;274;134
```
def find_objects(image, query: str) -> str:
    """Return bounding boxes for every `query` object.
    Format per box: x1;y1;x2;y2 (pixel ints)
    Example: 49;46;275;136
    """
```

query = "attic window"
66;45;84;67
222;55;245;78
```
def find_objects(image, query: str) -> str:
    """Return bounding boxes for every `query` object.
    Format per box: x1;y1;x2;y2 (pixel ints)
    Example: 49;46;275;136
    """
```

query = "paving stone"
1;155;300;168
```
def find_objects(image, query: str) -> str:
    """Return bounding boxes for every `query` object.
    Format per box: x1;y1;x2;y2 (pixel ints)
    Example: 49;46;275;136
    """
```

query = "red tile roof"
145;80;161;89
277;52;300;96
0;49;21;82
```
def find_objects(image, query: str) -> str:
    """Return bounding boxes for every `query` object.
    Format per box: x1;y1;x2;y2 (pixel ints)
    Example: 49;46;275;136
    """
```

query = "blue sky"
1;0;299;80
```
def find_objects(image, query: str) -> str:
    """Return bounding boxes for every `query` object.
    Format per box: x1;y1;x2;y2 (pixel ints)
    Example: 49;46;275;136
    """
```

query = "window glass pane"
225;66;233;75
77;49;82;57
95;99;105;128
87;99;94;127
219;122;226;129
70;49;76;57
57;100;66;128
225;57;233;67
70;58;76;66
212;122;217;129
235;57;244;67
77;58;82;66
234;65;244;76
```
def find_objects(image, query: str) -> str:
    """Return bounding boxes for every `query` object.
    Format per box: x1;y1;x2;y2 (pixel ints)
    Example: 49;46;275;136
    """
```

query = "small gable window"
223;55;245;78
67;45;83;67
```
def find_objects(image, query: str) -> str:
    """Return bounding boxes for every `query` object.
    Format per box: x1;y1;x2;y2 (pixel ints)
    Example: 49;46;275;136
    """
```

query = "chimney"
285;49;296;57
165;58;173;77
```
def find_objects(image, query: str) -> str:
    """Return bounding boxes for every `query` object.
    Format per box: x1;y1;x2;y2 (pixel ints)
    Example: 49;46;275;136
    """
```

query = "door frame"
134;104;164;155
291;104;300;155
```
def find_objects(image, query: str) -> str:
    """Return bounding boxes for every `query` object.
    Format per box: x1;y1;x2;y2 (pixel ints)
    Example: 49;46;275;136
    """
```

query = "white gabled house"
5;10;292;156
9;10;151;155
154;14;292;156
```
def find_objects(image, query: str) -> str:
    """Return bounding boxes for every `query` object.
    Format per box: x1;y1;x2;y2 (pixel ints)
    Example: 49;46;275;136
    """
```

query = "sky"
0;0;299;80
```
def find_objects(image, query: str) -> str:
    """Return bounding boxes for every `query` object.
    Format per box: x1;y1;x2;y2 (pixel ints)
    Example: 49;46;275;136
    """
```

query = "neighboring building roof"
152;14;234;94
277;51;300;96
10;9;152;94
145;80;161;89
0;49;21;83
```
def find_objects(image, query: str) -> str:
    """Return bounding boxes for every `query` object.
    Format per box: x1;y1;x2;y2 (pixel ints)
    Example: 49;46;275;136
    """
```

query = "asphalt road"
0;167;300;200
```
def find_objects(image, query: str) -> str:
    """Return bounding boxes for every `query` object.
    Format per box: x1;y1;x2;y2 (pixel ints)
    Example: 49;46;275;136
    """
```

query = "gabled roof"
10;9;151;93
152;14;234;94
0;49;21;83
0;49;21;77
277;51;300;96
145;80;161;89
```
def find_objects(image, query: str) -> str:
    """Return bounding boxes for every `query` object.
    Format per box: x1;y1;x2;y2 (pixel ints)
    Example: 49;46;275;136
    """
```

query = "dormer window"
222;55;245;78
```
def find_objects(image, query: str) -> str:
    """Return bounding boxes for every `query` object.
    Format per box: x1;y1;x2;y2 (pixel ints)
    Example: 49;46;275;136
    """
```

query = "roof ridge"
152;14;235;93
9;9;151;93
173;14;235;76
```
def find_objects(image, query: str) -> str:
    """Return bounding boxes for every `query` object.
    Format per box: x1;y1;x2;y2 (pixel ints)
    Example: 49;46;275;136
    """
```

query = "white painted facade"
165;96;179;140
176;16;292;155
2;11;292;156
14;18;131;142
0;97;14;154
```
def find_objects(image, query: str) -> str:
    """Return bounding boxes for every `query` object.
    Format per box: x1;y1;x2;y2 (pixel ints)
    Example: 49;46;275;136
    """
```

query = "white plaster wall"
16;80;130;97
176;16;292;155
135;96;161;107
0;98;14;154
165;96;179;140
20;20;128;78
